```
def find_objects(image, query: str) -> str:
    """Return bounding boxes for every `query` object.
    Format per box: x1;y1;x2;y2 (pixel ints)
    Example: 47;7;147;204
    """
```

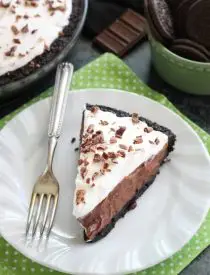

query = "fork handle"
48;63;74;138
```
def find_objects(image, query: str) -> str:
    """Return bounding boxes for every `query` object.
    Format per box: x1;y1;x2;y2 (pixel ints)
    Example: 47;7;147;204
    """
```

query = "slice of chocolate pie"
73;104;176;242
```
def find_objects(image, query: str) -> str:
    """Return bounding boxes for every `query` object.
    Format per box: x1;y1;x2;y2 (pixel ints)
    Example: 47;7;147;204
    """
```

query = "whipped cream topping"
73;107;168;219
0;0;72;76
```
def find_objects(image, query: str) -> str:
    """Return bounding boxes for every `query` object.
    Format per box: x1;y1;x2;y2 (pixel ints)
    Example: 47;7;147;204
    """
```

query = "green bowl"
149;36;210;95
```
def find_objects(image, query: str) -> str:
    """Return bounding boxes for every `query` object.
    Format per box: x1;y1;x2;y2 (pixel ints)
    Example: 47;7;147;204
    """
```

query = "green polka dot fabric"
0;53;209;275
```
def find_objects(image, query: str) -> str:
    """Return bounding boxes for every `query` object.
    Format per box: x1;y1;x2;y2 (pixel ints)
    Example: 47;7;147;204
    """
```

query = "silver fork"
26;62;74;238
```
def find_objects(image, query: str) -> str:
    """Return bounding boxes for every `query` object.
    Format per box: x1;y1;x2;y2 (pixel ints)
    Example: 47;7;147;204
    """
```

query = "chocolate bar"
93;9;147;57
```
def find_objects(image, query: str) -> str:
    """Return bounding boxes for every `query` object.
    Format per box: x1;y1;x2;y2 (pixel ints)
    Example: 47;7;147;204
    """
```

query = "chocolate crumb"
86;178;90;184
119;144;128;150
91;105;99;114
149;140;154;144
71;137;76;144
91;183;95;188
100;120;109;126
155;138;160;145
11;25;19;35
74;147;79;152
108;152;117;159
21;24;29;33
132;113;139;123
24;14;29;19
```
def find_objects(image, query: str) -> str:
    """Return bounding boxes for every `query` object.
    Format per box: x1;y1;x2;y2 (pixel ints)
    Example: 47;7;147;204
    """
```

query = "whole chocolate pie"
0;0;84;87
73;104;176;242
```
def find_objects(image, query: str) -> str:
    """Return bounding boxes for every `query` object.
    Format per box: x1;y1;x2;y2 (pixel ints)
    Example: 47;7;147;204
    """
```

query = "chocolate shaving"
117;150;126;158
87;124;94;134
76;189;86;205
11;25;19;35
155;138;160;145
13;38;21;44
80;167;87;179
78;159;83;166
18;53;25;57
97;145;107;151
144;127;153;133
133;136;143;144
24;14;29;19
110;136;117;144
102;152;108;160
132;113;139;123
93;153;101;163
149;140;154;144
103;163;109;170
10;5;16;13
5;46;17;57
21;24;29;33
108;152;117;159
86;178;90;184
16;15;22;21
128;145;134;152
84;159;89;166
92;172;99;181
115;126;126;138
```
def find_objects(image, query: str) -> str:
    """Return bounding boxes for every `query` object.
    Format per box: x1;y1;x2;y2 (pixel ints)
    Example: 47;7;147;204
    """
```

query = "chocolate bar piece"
93;9;147;57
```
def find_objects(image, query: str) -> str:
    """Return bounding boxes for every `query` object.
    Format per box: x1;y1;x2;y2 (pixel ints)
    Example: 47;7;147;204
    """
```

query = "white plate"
0;89;210;275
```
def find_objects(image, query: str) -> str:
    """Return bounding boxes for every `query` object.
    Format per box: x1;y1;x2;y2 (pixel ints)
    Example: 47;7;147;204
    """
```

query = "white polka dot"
170;269;174;274
13;259;18;263
14;251;18;255
6;243;9;247
152;271;156;274
22;259;27;263
40;268;45;272
203;136;208;141
160;262;165;267
188;253;192;258
142;271;147;275
110;71;115;75
4;258;8;262
79;75;84;79
31;268;35;272
161;270;165;274
178;254;183;259
12;267;16;270
179;261;183;266
196;246;201;250
204;232;208;236
195;239;200;243
3;266;7;270
49;269;54;272
22;267;26;271
203;225;207;230
170;262;174;267
205;238;209;243
5;251;9;255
